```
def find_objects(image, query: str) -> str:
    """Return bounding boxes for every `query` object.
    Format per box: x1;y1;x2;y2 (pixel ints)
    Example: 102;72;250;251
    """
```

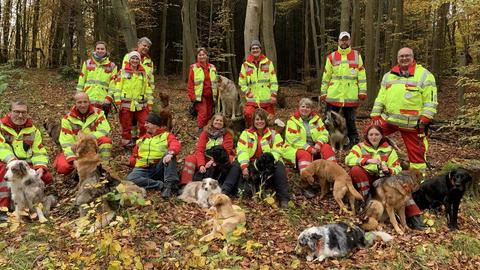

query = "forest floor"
0;66;479;270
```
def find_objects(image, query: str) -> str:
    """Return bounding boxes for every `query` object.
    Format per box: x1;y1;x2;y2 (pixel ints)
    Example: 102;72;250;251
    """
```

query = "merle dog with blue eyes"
412;168;473;230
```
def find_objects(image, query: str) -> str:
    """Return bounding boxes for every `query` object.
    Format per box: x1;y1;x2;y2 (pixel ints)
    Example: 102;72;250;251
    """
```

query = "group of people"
0;31;437;228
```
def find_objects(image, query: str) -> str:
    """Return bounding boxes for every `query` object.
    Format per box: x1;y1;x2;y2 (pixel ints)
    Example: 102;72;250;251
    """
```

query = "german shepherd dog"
413;168;473;230
5;160;56;223
295;222;393;262
361;170;423;235
217;75;242;119
242;152;276;198
324;110;349;152
193;145;231;184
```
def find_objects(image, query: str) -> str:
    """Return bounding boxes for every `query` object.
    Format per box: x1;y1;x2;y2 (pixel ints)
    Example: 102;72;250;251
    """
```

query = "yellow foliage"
107;260;122;270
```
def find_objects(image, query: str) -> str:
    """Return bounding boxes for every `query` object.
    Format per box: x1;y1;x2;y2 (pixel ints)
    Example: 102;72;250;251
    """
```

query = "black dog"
412;168;473;230
241;152;276;197
193;145;231;184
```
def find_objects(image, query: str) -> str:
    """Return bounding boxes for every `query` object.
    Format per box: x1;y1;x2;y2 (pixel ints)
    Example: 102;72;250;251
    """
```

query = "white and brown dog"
217;75;242;119
178;178;222;208
5;160;56;223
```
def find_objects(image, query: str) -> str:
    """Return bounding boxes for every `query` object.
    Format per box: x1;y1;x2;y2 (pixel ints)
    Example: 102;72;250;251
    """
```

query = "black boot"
0;212;8;223
303;187;316;199
407;215;426;230
161;184;173;199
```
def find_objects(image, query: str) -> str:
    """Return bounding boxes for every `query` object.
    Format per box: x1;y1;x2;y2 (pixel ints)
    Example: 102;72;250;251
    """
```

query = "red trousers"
244;104;275;127
378;119;427;172
349;165;421;217
195;97;214;128
296;144;336;172
119;108;148;142
181;154;200;185
0;161;53;208
54;136;112;175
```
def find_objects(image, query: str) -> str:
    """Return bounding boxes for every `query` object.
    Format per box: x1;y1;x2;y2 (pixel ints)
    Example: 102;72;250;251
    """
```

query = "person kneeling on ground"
127;111;181;198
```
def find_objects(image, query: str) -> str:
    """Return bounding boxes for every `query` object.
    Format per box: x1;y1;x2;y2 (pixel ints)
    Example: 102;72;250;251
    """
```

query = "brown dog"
300;160;364;214
200;193;246;241
361;170;423;235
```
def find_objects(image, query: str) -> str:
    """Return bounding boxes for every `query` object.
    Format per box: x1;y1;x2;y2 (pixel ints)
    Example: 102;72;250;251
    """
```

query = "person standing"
76;41;117;116
370;47;437;174
187;47;218;132
239;40;278;126
320;31;367;147
122;37;155;91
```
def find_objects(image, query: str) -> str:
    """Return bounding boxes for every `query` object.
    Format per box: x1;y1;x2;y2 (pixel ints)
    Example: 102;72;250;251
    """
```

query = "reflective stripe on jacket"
76;58;117;104
236;128;284;169
345;141;401;175
238;54;278;107
371;62;438;129
122;53;154;90
191;63;218;102
320;47;367;107
132;129;181;168
114;63;153;111
0;116;48;168
59;106;111;161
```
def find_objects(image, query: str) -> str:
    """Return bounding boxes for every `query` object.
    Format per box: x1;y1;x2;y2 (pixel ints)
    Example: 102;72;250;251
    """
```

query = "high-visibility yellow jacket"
122;53;154;90
114;63;153;111
188;63;218;102
345;141;402;175
320;46;367;107
239;54;278;107
59;106;111;162
76;57;117;104
130;128;182;168
283;111;329;163
0;116;48;169
236;127;284;170
371;62;437;129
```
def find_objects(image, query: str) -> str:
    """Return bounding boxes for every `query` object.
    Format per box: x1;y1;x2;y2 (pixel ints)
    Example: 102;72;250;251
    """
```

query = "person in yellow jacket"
54;93;112;175
127;111;181;198
239;40;278;127
221;108;290;208
321;32;367;147
115;51;153;147
371;47;437;174
76;41;117;116
345;124;425;230
122;37;154;90
0;102;53;221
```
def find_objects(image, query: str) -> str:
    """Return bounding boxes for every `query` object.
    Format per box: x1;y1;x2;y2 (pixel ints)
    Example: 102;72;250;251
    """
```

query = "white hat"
128;51;141;60
339;32;351;40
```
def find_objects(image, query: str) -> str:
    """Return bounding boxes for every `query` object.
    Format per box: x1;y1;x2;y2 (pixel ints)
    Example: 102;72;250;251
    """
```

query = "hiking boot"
161;185;173;199
303;188;316;199
279;200;289;209
407;215;426;230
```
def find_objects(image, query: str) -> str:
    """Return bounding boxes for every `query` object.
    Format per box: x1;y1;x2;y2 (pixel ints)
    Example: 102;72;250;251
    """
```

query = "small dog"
5;160;56;223
243;152;276;197
217;75;242;119
200;193;246;242
412;168;473;230
363;170;423;235
324;110;349;152
43;118;61;146
296;222;393;262
300;160;363;214
178;178;222;208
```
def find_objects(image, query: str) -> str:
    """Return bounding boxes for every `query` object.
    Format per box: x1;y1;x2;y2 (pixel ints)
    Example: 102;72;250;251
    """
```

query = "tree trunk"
374;0;383;75
224;0;238;81
30;0;41;67
303;0;310;81
365;0;376;106
340;0;350;32
390;0;403;65
63;3;74;66
159;0;168;76
48;1;64;68
244;0;262;58
75;0;87;64
111;0;137;50
181;0;198;81
21;0;27;64
309;0;320;80
431;2;449;79
1;0;12;63
94;0;106;41
351;0;361;48
318;0;326;71
14;0;21;61
262;0;276;66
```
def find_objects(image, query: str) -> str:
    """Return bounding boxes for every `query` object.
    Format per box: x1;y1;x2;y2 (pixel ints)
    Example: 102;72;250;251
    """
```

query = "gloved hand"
416;116;431;133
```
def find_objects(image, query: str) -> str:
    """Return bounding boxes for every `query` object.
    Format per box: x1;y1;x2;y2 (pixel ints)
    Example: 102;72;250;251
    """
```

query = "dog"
74;133;146;232
178;178;222;208
295;222;393;262
200;193;246;242
193;145;231;183
300;160;364;214
412;168;473;230
242;152;277;197
362;170;423;235
217;75;242;119
324;110;349;152
43;118;61;146
4;160;56;223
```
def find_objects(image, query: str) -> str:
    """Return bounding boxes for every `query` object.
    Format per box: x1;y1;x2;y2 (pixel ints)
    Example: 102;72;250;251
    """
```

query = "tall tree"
111;0;137;50
181;0;198;81
390;0;403;65
244;0;262;58
262;0;276;66
1;0;12;63
340;0;350;32
14;0;22;61
75;0;87;64
159;0;168;76
431;2;449;79
365;0;376;105
30;0;41;67
351;0;361;48
309;0;320;80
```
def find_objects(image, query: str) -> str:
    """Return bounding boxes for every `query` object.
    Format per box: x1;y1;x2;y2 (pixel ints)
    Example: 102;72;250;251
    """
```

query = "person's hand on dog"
163;153;173;164
242;168;249;177
199;166;207;173
205;159;215;168
36;168;44;178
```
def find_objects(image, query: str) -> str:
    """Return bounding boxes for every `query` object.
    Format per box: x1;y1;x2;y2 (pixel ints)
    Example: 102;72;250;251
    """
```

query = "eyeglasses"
12;110;28;115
